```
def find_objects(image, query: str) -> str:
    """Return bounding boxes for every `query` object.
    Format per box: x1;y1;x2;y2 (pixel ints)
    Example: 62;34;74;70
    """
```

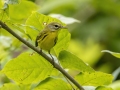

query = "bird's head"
46;22;67;31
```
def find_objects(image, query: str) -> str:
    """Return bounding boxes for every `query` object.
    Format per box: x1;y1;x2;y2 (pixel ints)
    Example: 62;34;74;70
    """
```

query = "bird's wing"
35;30;48;47
54;37;58;46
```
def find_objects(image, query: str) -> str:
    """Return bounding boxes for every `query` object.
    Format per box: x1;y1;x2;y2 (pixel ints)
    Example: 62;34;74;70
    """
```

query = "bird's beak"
62;26;67;29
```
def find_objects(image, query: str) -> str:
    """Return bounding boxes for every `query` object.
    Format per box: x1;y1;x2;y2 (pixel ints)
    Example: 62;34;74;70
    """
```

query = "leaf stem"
0;21;84;90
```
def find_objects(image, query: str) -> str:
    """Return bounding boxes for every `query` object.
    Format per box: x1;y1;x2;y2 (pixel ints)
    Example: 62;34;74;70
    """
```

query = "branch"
0;21;84;90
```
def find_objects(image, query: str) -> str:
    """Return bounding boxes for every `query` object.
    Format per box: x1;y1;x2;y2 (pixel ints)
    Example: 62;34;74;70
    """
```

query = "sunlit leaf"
58;50;94;72
112;67;120;81
110;80;120;90
0;83;30;90
1;0;20;17
101;50;120;58
0;1;3;9
96;86;113;90
75;72;113;86
9;0;38;20
2;52;55;84
0;83;21;90
0;1;9;20
53;30;71;56
83;86;96;90
35;77;71;90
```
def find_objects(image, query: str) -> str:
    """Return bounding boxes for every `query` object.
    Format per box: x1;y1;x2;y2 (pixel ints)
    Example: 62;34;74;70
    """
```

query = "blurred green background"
0;0;120;88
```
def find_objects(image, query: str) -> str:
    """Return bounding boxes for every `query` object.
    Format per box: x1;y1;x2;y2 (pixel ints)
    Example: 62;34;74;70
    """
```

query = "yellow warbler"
35;22;67;54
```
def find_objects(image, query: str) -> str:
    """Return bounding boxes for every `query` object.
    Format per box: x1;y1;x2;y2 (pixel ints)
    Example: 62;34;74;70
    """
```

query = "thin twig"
0;21;84;90
57;57;75;90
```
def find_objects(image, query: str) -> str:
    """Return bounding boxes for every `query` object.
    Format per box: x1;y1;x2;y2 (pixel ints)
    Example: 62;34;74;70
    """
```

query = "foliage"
0;0;119;90
102;50;120;59
35;77;71;90
2;52;54;84
75;72;113;86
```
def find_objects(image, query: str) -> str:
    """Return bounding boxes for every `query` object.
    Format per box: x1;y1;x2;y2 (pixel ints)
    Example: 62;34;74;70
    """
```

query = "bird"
35;22;67;61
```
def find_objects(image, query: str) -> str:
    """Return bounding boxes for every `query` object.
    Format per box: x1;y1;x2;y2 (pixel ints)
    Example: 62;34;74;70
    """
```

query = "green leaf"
1;0;20;18
75;72;113;86
9;0;38;20
0;1;3;9
25;12;65;41
101;50;120;58
58;50;94;72
53;30;71;56
0;83;21;90
96;86;113;90
110;80;120;90
0;83;30;90
35;77;71;90
18;84;30;90
0;2;9;21
2;52;54;84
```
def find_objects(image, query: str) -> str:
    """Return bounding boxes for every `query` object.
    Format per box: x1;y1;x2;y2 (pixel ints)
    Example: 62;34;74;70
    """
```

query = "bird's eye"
54;25;58;27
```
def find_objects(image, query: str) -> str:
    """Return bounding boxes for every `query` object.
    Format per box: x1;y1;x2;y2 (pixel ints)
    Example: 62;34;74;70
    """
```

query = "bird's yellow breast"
38;31;58;51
